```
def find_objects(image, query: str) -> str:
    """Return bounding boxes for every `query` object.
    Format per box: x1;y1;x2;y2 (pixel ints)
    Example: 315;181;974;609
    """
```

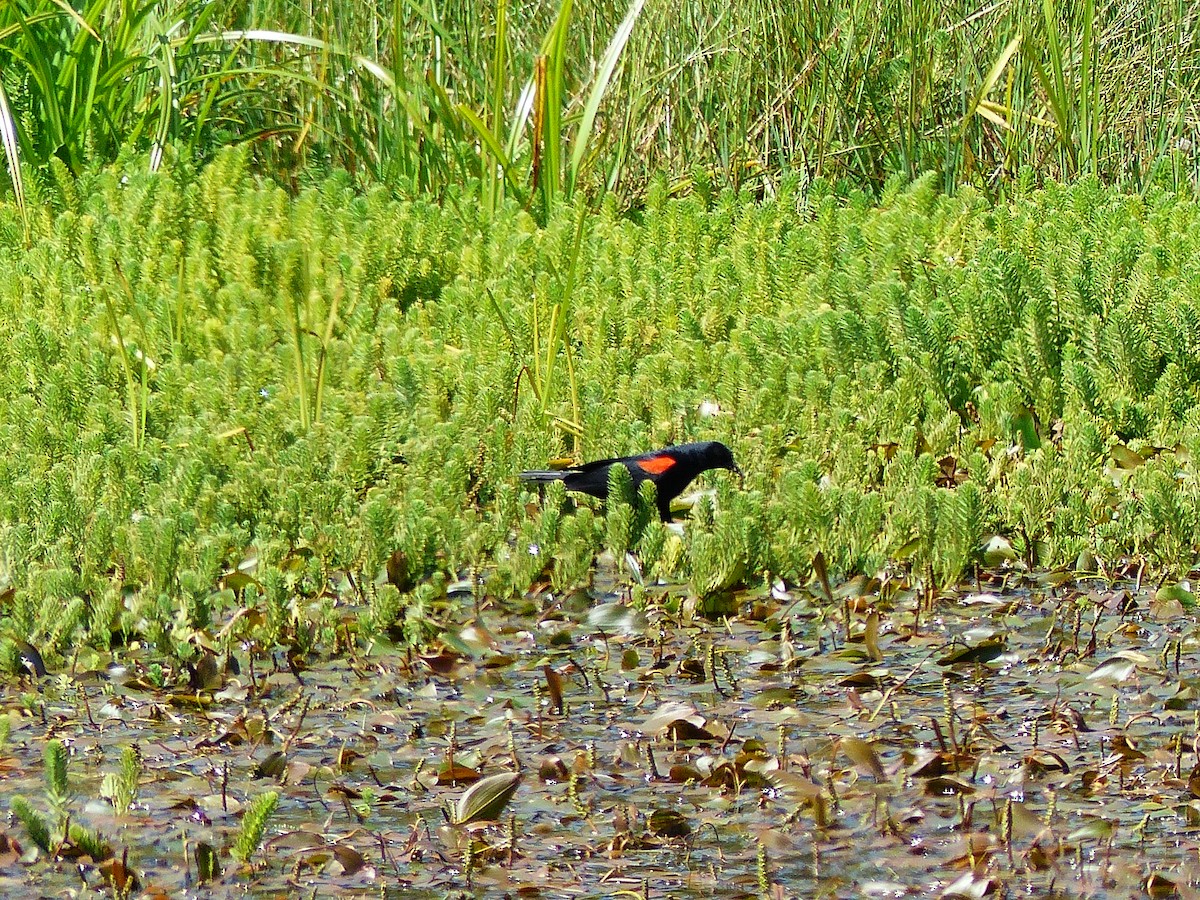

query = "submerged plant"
231;790;278;864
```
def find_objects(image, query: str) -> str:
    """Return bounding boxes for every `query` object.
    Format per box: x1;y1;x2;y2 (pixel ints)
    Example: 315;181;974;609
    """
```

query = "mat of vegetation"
4;154;1200;892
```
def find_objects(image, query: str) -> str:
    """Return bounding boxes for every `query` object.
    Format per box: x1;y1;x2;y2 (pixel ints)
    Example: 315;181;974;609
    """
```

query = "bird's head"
702;441;742;482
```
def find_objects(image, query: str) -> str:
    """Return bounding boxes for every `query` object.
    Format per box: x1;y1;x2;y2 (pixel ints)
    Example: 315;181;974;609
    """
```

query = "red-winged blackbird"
520;441;741;522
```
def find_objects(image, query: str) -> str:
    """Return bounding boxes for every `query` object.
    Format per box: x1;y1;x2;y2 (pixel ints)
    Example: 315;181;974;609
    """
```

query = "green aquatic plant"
7;160;1200;657
231;790;278;864
101;746;143;817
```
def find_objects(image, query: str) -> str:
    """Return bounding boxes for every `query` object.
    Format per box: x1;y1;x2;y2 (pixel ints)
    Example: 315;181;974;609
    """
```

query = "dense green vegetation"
1;151;1199;665
2;0;1200;215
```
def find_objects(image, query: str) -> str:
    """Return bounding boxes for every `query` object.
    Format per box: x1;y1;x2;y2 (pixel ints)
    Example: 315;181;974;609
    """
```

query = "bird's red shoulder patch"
636;455;677;475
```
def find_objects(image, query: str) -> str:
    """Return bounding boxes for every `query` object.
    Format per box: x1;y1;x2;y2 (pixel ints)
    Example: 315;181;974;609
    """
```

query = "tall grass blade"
536;0;574;213
456;104;522;201
485;0;508;214
566;0;646;201
974;33;1023;126
213;30;395;89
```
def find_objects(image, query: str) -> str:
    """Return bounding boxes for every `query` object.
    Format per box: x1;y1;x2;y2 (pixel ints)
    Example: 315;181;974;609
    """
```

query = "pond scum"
3;152;1200;893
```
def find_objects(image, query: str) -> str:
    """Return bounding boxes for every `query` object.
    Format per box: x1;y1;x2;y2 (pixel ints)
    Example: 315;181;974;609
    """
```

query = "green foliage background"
2;151;1200;657
3;0;1200;205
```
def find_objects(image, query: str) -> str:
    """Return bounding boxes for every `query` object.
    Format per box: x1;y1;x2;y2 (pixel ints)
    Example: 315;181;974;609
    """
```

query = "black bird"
520;441;741;522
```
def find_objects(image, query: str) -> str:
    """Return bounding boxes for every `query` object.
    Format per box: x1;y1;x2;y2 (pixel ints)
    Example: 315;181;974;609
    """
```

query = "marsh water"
3;565;1199;898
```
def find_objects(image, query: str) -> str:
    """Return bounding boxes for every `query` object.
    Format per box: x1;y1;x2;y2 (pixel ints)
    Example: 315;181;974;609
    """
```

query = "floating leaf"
980;535;1017;566
455;771;522;824
195;842;221;884
1154;582;1196;611
938;639;1006;666
585;603;649;634
840;737;886;780
543;664;564;713
436;763;481;785
647;808;691;838
863;609;883;662
639;702;705;736
1067;818;1114;842
1086;654;1143;684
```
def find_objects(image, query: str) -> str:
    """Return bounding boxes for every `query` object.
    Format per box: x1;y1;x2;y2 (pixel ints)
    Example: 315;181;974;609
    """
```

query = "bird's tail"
519;469;571;484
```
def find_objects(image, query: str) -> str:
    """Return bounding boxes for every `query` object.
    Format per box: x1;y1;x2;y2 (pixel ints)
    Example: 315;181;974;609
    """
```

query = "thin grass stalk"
539;300;559;407
289;253;311;432
311;282;342;426
172;256;186;354
549;206;586;442
102;292;144;450
530;292;543;403
1078;0;1097;175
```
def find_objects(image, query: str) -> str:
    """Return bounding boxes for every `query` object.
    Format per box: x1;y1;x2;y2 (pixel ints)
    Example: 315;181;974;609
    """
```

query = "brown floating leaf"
1108;734;1145;762
668;763;703;783
665;719;716;742
331;844;366;876
839;736;886;780
543;664;564;714
436;763;481;785
909;750;975;779
1026;840;1057;871
839;670;892;690
863;608;883;662
647;808;691;838
455;771;522;824
187;651;222;691
947;832;997;868
938;639;1005;666
421;648;465;676
1145;872;1178;898
639;702;704;735
538;756;569;782
335;747;361;770
253;751;287;780
328;782;362;801
924;776;975;796
1023;749;1069;776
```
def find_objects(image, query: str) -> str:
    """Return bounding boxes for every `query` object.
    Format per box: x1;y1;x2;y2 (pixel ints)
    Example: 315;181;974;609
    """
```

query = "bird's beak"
732;463;744;486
